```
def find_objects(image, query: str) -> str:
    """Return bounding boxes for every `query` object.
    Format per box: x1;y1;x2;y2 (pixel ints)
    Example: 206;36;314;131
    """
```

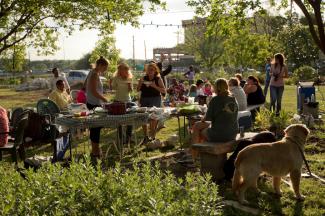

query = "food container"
103;102;126;115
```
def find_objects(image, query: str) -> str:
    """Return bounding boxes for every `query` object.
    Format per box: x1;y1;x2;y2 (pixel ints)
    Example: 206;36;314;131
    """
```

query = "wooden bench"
192;132;258;181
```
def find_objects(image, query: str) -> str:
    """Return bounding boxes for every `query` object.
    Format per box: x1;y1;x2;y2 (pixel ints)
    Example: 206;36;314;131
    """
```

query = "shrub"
292;65;317;84
255;108;292;137
0;160;221;215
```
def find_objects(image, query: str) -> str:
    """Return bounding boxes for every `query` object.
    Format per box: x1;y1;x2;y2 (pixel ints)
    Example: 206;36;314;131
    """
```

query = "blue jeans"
270;86;284;114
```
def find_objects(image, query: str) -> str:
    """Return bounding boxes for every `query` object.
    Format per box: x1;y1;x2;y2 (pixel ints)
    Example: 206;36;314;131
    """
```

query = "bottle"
311;94;315;103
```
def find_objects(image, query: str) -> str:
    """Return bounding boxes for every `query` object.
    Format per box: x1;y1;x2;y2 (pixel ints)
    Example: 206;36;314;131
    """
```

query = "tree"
74;53;92;70
1;43;27;72
177;17;225;71
223;28;271;69
187;0;325;54
275;24;319;70
89;35;120;74
0;0;165;55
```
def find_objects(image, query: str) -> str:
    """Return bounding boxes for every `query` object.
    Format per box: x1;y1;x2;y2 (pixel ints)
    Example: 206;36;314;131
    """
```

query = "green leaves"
0;160;220;215
0;0;165;55
89;35;120;74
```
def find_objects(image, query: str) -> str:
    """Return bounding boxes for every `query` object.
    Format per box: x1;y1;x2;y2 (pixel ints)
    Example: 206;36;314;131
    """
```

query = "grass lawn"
0;85;324;215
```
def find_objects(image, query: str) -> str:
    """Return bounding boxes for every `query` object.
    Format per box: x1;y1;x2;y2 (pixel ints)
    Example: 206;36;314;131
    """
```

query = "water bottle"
311;94;315;102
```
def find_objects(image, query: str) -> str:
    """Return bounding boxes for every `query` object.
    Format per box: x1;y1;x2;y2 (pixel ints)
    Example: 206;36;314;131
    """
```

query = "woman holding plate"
137;63;166;144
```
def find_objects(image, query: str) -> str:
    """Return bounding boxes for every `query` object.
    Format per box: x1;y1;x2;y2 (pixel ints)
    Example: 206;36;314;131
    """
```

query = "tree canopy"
187;0;325;54
0;0;165;55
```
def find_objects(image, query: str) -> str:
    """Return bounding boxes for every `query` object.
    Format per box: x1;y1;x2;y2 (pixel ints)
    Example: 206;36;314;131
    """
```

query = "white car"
67;70;107;86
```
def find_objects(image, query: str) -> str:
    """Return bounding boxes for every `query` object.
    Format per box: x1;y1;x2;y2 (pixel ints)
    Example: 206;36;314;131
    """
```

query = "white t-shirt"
50;74;70;91
229;86;247;111
197;88;204;96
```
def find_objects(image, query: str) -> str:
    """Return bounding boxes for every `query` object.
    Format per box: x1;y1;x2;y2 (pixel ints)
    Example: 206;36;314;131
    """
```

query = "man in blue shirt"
264;57;271;97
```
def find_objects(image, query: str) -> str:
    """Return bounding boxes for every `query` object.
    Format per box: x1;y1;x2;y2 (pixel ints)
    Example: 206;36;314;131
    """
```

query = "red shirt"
0;107;9;147
76;90;87;104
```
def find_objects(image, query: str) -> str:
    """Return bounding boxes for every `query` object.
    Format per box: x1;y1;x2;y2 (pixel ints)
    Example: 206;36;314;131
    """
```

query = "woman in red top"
0;106;9;147
76;87;87;104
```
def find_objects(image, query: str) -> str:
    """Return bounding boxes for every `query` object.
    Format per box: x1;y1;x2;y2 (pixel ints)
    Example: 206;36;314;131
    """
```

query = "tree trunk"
294;0;325;54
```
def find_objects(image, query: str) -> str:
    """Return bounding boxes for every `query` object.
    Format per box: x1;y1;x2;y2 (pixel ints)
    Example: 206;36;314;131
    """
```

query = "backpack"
24;111;52;141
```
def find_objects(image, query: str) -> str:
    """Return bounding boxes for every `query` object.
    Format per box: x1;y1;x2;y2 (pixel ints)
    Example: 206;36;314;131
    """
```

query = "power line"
143;10;194;15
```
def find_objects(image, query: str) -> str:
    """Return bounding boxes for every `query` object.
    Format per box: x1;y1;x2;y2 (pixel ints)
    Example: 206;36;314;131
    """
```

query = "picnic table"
55;112;150;159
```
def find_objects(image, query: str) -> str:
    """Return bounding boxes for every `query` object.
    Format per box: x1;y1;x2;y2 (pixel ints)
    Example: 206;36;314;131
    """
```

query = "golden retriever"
232;124;310;204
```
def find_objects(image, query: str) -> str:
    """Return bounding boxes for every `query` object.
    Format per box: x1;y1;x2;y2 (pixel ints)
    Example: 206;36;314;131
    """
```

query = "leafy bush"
0;160;221;215
292;65;317;84
255;108;292;137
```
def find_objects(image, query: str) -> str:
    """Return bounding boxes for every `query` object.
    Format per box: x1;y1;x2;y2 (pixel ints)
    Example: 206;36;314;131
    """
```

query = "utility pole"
144;40;147;61
132;35;135;71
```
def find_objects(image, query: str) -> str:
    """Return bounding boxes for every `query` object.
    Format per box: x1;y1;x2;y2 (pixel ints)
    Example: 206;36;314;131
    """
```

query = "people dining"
86;56;109;158
137;62;166;144
192;78;239;144
235;73;246;88
196;79;205;96
203;82;213;96
48;80;72;110
167;78;186;102
244;76;265;106
228;78;247;111
50;67;70;94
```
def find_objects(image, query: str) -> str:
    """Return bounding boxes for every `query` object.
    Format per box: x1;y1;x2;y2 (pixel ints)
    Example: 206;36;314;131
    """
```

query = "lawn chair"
0;112;29;163
36;99;60;122
70;90;79;103
10;107;24;128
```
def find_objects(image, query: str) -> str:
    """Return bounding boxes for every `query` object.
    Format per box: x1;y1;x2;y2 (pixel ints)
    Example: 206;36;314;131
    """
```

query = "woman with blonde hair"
112;62;135;143
112;62;133;102
192;78;238;143
137;63;166;143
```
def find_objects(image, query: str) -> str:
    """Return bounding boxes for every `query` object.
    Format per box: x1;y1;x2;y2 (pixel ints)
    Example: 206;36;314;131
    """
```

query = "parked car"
67;70;107;86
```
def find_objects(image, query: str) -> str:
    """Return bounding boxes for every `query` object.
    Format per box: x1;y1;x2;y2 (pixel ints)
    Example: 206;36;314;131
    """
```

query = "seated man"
49;80;72;110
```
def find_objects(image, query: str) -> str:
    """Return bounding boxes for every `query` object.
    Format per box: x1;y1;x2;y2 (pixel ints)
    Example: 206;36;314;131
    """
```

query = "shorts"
86;103;101;143
140;96;162;107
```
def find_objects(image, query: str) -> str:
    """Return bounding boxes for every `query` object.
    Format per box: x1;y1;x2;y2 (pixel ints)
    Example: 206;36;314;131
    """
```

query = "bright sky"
28;0;195;61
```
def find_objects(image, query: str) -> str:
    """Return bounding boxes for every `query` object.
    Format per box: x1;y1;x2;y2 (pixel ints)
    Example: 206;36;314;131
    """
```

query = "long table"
55;112;150;159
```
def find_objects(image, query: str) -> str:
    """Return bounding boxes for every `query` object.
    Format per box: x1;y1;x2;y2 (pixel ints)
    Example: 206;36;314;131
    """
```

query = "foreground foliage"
0;160;220;215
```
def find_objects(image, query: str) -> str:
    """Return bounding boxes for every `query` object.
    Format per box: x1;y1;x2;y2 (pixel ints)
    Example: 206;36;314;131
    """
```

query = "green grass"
1;85;325;215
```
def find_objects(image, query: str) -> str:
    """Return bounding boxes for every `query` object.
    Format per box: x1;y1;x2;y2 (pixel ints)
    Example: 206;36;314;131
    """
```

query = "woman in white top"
86;56;109;158
228;78;247;111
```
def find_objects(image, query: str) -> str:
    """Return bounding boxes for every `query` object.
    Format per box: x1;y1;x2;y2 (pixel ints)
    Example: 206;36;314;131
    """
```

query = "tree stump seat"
192;132;258;181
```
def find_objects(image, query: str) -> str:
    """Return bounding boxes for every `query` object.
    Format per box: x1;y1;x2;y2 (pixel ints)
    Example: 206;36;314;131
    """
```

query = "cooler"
297;82;315;112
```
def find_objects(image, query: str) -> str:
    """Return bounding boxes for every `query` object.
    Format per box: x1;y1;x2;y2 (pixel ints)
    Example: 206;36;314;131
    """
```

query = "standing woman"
111;62;134;143
86;56;109;158
137;63;166;143
269;53;288;115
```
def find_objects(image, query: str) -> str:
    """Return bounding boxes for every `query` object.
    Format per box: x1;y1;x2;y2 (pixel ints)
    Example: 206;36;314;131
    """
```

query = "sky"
27;0;300;61
28;0;195;61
